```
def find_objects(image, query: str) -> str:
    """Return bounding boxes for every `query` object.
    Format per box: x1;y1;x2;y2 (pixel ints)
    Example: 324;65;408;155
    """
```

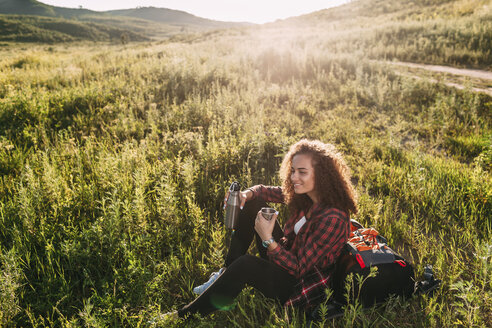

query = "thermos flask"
224;182;241;229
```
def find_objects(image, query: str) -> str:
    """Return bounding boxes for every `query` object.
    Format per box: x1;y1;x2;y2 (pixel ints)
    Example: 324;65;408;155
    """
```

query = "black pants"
178;198;297;317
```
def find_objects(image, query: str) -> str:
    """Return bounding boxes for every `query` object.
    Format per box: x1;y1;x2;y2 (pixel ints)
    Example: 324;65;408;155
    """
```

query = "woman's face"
291;153;318;202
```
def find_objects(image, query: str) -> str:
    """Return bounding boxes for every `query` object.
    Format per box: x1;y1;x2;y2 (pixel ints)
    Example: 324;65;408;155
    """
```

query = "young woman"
164;139;358;320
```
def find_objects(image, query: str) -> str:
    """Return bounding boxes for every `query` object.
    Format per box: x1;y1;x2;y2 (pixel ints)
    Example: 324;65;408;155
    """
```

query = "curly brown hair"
279;139;358;215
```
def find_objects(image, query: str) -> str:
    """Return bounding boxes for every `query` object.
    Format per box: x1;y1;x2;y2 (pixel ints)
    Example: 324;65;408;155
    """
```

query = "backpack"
331;220;415;307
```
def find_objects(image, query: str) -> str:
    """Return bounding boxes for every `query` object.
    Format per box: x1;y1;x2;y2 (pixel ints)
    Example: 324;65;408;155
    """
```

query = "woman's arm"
267;208;349;278
247;185;284;203
224;185;284;210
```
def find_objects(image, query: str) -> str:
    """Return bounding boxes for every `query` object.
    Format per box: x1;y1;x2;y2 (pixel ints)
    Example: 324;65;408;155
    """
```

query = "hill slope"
0;0;97;17
0;0;56;16
253;0;491;69
0;0;248;42
106;7;250;28
0;14;149;42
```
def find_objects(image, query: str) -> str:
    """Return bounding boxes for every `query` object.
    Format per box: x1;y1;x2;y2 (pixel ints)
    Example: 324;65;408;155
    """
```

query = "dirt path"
385;61;492;96
388;62;492;80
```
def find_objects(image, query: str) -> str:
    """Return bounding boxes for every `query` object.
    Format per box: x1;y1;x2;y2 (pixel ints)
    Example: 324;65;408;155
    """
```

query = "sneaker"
193;268;225;295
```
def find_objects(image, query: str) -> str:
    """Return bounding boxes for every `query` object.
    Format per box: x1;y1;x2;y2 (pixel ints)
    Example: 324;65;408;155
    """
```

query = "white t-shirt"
294;216;307;235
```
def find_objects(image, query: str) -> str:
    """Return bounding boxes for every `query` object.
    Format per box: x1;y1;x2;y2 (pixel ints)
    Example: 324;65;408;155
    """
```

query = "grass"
0;0;491;327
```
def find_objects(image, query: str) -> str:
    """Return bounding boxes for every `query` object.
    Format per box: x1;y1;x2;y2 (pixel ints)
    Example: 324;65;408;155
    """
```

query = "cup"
261;207;276;221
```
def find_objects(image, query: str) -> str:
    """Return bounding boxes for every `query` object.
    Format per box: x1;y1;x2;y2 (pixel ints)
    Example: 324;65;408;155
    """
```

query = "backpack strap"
350;219;364;231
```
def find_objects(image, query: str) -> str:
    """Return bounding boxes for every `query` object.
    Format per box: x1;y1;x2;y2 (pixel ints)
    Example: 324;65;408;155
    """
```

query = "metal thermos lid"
229;181;240;192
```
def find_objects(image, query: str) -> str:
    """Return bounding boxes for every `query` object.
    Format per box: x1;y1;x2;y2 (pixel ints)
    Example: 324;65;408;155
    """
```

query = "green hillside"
225;0;490;70
0;14;149;42
74;15;191;40
0;0;153;43
0;15;74;42
291;0;492;68
0;0;56;16
0;0;249;43
0;0;98;18
106;7;250;28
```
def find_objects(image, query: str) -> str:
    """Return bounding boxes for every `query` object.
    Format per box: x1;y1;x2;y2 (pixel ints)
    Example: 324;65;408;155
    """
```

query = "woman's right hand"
224;189;253;210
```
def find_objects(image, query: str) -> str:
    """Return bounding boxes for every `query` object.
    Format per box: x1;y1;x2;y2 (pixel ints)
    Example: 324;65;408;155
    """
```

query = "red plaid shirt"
249;185;350;308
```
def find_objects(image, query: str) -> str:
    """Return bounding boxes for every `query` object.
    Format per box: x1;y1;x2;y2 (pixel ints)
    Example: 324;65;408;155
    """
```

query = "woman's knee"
241;198;267;218
229;254;259;267
227;255;266;274
233;199;267;232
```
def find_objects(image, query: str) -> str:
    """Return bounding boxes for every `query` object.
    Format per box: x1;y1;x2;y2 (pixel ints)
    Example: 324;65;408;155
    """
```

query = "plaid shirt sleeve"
248;185;284;203
267;207;348;278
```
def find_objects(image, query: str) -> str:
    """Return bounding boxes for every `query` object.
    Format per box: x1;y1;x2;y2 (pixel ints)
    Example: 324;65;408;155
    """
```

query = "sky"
37;0;349;24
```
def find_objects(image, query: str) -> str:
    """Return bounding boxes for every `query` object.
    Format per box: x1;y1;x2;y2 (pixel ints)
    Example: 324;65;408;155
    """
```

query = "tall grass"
0;1;491;327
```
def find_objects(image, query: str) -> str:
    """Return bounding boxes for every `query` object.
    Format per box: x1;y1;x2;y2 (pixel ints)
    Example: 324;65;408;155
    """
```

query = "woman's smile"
291;154;318;202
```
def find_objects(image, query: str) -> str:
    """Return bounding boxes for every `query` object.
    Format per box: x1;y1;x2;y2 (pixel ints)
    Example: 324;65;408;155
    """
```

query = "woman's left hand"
254;210;277;241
